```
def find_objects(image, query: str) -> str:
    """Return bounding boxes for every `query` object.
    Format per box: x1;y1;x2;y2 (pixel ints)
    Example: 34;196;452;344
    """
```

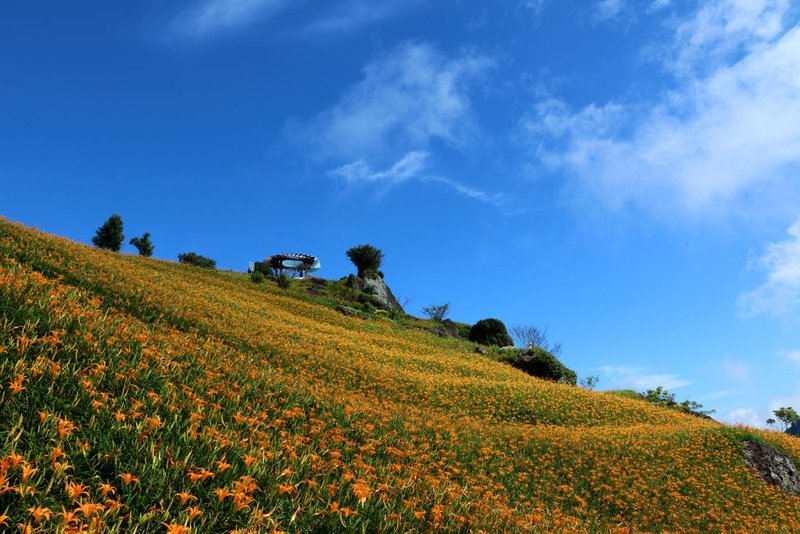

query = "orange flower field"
1;217;800;532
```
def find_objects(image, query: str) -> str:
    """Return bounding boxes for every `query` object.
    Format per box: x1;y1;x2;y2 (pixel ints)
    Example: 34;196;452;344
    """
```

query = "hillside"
2;217;800;532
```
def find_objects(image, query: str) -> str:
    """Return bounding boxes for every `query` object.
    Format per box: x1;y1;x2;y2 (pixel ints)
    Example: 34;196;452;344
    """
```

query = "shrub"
250;271;265;284
513;347;577;385
252;262;274;277
92;214;124;252
275;273;291;289
129;232;154;257
178;252;216;269
346;244;384;278
422;302;450;322
469;318;513;347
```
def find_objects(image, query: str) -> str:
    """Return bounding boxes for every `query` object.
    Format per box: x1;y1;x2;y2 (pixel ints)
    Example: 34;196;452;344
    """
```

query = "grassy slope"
1;218;800;532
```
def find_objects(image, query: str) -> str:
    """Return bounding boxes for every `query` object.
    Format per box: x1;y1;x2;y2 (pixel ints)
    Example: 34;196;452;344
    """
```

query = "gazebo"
250;253;321;279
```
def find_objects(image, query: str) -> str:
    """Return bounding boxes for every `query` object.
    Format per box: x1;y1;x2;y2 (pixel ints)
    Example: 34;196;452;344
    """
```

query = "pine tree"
129;232;154;257
91;214;124;252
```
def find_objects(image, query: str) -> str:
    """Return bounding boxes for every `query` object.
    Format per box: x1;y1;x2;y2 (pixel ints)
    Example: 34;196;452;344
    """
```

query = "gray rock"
362;276;404;313
336;305;364;318
743;440;800;496
475;346;488;355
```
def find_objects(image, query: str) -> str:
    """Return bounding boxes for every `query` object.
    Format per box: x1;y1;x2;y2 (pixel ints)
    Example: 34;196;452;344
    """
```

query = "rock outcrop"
743;440;800;496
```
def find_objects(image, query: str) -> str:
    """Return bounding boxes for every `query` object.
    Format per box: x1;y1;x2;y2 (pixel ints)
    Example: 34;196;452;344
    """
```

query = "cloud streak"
329;151;507;206
599;365;690;391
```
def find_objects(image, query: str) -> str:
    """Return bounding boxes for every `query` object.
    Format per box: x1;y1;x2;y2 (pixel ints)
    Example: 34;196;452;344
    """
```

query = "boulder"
361;276;404;313
743;440;800;495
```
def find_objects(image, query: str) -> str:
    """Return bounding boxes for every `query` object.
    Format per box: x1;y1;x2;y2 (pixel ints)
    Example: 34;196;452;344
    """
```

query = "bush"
275;273;291;289
513;347;577;385
92;214;124;252
252;262;274;277
346;244;384;278
250;271;265;284
129;232;154;257
422;302;450;322
178;252;216;269
469;318;513;347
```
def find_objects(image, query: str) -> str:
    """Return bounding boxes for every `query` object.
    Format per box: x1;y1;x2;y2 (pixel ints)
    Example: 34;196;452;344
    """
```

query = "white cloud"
599;365;690;391
170;0;288;38
740;216;800;316
724;407;764;427
670;0;791;75
294;42;492;161
526;0;800;216
329;151;507;206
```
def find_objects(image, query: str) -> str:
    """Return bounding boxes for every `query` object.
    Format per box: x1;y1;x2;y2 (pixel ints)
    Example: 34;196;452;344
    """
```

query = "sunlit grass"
1;217;799;532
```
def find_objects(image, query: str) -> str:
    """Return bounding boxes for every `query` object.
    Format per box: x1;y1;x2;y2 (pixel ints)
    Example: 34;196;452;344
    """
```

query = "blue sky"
3;0;800;427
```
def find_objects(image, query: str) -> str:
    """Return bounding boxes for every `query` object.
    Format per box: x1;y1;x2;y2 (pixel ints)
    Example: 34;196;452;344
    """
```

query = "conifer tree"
91;214;124;252
129;232;154;257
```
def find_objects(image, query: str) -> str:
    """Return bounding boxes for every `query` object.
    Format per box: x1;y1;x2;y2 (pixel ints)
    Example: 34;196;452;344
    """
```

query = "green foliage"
469;318;513;347
346;244;384;278
606;389;642;400
455;322;472;339
513;347;577;385
129;232;154;257
252;262;274;276
642;386;715;417
422;302;450;322
772;407;800;431
177;252;216;269
580;375;599;390
91;214;124;252
276;273;292;289
250;271;265;284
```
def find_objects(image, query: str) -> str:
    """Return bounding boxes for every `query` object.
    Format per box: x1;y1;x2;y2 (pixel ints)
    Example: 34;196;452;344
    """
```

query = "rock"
475;346;488;355
742;440;800;496
426;327;448;338
336;305;364;319
441;319;459;337
361;276;404;313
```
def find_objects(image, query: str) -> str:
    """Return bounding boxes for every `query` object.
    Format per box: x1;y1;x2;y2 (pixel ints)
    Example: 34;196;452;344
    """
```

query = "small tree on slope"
92;214;124;252
129;232;154;257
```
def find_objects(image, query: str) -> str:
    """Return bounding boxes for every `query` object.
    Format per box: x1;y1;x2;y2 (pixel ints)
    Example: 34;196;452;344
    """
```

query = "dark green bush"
177;252;216;269
469;318;513;347
250;271;265;284
92;214;124;252
513;347;577;385
252;262;274;276
276;273;291;289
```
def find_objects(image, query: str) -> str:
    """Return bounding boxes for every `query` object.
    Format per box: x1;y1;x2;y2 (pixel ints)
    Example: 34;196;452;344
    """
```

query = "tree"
642;386;715;417
580;375;599;390
511;325;563;356
422;302;450;322
773;407;800;432
129;232;154;257
92;214;124;252
469;318;513;347
178;252;216;269
346;244;384;278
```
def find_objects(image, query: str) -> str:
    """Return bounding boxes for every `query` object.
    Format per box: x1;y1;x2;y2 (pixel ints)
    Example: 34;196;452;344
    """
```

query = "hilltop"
2;217;800;532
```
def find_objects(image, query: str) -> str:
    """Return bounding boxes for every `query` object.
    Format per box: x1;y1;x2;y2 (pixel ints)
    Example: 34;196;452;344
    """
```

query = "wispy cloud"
170;0;289;39
781;349;800;366
592;0;626;23
739;215;800;317
292;42;492;161
599;365;690;391
329;151;507;206
525;0;800;217
304;0;427;35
